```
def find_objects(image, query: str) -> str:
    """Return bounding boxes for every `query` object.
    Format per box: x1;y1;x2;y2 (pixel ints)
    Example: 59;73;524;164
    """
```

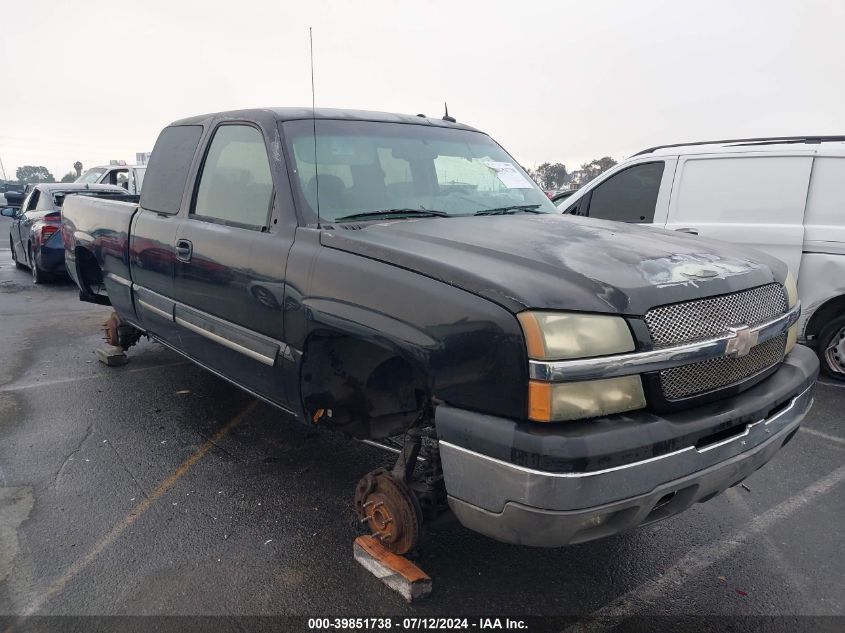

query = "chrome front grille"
645;283;788;346
645;283;789;400
660;334;787;400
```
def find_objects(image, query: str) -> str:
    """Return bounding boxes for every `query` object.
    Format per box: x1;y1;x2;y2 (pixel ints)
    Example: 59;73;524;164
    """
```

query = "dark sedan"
2;183;136;284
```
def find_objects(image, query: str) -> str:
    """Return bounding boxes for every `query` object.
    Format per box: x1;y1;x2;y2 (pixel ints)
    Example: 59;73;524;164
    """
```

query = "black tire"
29;245;47;284
10;238;26;270
817;315;845;381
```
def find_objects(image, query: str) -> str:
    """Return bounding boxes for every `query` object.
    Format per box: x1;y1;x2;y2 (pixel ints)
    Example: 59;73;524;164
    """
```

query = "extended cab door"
663;154;812;274
561;158;676;226
131;124;204;343
172;120;294;408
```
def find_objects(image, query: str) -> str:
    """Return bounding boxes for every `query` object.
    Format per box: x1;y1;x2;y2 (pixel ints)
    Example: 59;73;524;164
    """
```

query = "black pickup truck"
62;108;818;553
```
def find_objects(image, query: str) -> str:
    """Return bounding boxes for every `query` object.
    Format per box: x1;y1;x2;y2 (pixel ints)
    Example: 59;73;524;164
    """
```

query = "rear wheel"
29;245;47;284
818;315;845;381
10;238;26;270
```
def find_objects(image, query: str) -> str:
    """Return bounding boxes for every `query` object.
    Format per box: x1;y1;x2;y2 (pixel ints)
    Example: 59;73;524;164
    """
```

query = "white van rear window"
673;156;812;223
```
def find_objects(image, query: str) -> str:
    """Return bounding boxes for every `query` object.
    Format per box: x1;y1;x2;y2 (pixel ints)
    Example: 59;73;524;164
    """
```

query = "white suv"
559;136;845;380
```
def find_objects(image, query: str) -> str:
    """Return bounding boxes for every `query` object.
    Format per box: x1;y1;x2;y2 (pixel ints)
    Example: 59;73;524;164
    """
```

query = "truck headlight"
517;312;635;360
528;377;646;422
784;270;798;353
518;311;645;422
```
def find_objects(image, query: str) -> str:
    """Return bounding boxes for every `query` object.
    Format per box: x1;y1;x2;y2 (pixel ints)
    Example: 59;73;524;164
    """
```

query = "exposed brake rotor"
354;468;422;555
102;312;122;348
102;311;142;350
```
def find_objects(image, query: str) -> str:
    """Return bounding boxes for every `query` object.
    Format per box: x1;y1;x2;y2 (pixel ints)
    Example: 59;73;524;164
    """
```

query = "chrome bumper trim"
440;383;813;514
529;302;800;382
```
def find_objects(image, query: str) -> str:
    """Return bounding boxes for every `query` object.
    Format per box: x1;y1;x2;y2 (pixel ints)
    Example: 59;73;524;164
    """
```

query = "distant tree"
535;162;568;190
16;165;55;184
60;171;77;183
568;156;617;189
73;161;83;177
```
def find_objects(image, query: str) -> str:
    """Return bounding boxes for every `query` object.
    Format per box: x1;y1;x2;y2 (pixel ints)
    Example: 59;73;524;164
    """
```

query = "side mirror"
1;207;18;218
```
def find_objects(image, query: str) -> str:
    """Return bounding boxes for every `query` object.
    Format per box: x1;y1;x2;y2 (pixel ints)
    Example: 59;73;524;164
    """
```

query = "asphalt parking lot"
1;216;844;627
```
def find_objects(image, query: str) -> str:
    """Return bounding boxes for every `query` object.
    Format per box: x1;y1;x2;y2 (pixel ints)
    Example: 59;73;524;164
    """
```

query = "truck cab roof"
169;107;481;132
30;183;127;193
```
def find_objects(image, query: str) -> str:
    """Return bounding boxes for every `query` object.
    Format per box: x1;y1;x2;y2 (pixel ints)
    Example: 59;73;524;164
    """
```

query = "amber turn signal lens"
528;381;553;422
518;312;547;360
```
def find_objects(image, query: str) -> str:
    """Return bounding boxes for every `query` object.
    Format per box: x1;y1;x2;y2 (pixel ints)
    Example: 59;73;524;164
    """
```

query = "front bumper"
437;345;818;547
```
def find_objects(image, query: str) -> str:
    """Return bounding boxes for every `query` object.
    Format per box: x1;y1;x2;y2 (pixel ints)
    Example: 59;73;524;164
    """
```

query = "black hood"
320;214;787;315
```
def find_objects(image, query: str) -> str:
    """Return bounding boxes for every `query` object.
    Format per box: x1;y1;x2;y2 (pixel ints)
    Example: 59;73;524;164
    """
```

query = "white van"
558;136;845;380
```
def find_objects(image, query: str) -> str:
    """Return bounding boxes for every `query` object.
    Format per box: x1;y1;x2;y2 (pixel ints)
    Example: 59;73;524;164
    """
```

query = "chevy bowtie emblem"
725;325;759;357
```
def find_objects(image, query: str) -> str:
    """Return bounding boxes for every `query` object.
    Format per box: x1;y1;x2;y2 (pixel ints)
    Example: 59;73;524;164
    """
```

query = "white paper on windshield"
483;161;533;189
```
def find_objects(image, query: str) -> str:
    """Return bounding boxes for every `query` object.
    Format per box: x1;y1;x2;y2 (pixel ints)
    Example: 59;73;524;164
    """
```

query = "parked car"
77;163;147;194
2;183;136;283
551;189;576;206
62;109;817;552
557;136;845;380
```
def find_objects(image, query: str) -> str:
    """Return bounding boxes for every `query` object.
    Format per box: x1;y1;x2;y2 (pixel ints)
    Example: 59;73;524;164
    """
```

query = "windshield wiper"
474;204;544;216
334;208;450;222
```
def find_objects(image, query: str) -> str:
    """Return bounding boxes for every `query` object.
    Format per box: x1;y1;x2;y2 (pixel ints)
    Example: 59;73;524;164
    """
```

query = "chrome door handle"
675;227;699;235
175;239;193;262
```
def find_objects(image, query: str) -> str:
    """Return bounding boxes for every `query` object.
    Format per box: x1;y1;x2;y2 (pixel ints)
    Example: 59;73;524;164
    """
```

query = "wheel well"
74;247;110;305
300;331;430;439
805;294;845;344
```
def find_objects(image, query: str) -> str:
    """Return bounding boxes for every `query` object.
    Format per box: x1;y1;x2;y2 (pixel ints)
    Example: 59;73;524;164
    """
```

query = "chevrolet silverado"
61;108;818;553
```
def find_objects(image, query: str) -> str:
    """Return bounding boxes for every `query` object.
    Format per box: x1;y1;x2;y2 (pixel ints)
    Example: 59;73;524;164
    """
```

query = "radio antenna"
309;27;321;228
442;101;456;123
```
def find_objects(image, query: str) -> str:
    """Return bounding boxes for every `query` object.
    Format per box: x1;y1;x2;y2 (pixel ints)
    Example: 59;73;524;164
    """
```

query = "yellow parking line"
12;399;258;622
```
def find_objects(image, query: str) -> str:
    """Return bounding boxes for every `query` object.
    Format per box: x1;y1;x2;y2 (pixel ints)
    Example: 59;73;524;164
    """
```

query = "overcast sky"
1;0;844;180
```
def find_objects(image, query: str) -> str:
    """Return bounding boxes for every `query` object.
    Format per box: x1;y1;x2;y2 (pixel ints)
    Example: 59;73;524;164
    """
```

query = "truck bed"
61;195;140;305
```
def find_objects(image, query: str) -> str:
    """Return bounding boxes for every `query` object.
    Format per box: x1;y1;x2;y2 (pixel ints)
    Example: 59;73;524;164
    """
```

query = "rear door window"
140;125;203;215
586;162;664;223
